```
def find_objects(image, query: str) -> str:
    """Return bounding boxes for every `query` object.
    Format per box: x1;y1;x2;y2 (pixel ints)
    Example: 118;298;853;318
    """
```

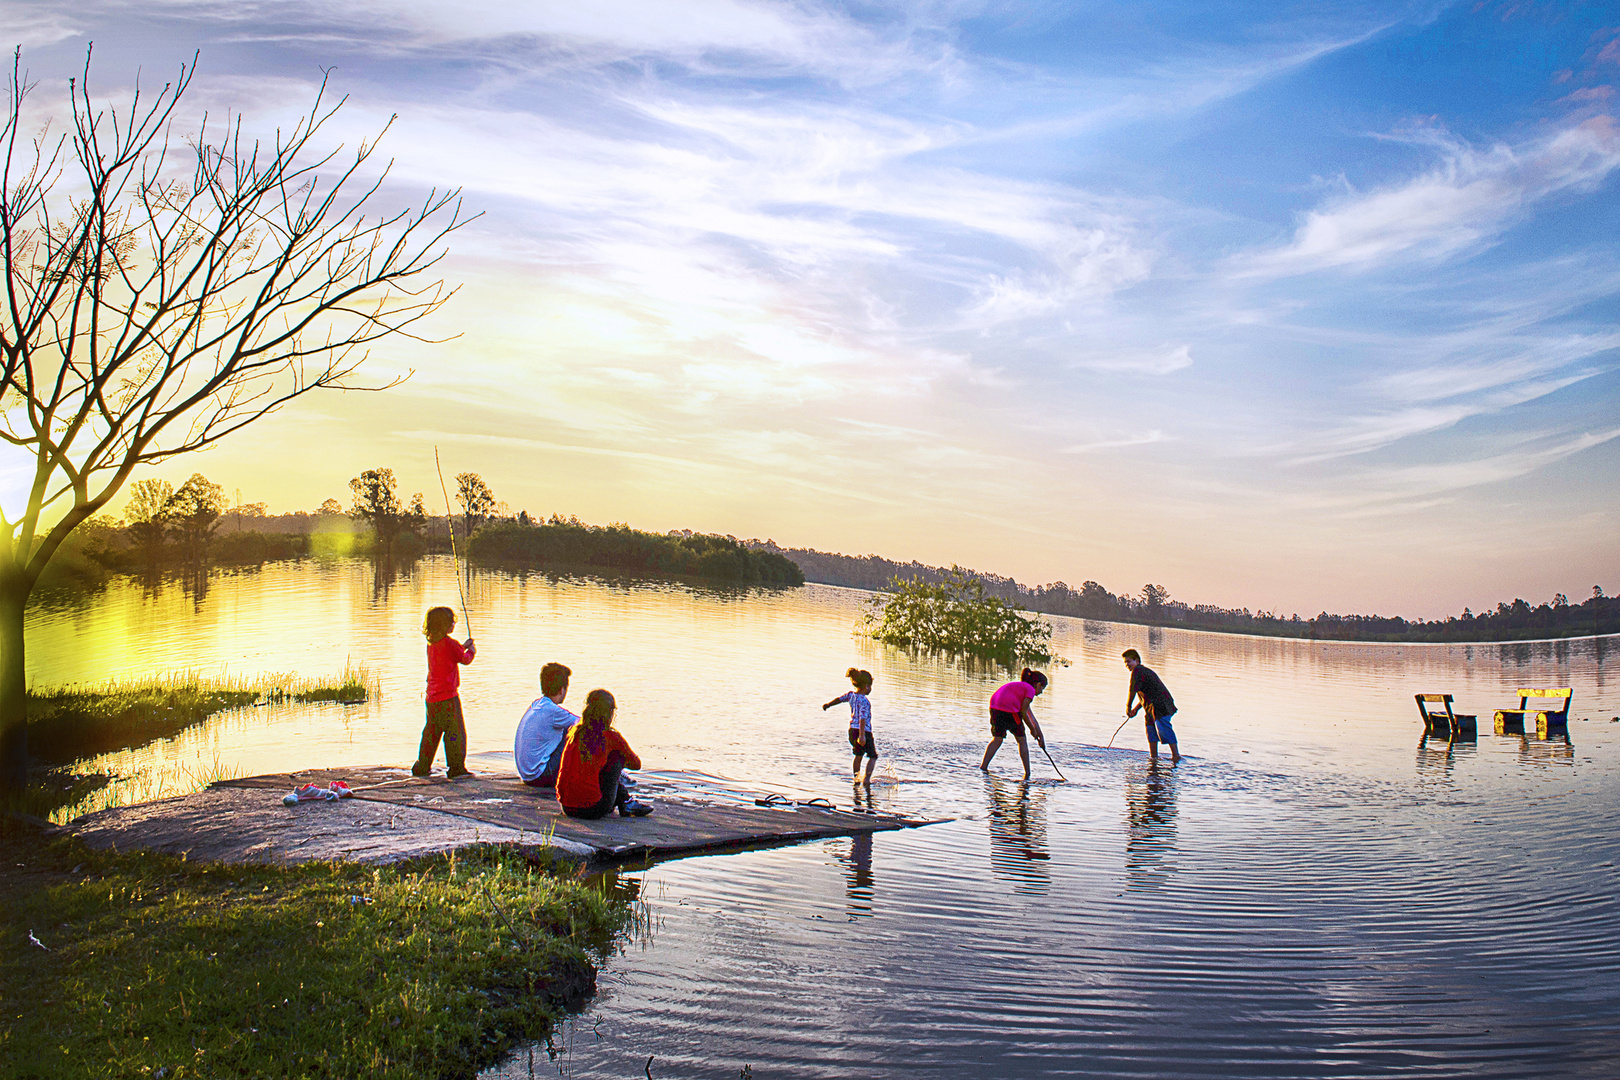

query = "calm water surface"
30;557;1620;1078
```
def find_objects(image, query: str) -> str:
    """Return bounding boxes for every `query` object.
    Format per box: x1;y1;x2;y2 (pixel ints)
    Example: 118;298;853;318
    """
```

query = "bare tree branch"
0;49;476;788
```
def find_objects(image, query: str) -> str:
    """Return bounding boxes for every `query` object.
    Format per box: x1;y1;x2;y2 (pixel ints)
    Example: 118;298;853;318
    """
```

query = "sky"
5;0;1619;619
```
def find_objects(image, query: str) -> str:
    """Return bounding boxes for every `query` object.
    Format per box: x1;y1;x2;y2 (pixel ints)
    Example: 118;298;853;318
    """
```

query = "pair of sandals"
754;793;837;810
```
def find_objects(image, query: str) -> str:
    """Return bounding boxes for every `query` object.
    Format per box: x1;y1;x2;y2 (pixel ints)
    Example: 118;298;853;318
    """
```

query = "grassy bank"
0;829;632;1080
26;666;378;767
13;668;381;824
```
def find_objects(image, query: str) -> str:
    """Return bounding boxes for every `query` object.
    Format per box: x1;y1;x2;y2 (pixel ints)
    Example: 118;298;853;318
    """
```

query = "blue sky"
6;0;1618;617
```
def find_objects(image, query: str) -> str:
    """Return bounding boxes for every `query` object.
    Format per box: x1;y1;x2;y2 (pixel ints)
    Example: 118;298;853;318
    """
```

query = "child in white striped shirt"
824;667;877;784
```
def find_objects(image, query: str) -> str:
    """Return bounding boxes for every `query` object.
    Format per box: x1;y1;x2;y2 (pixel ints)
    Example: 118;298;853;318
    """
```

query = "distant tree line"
50;475;1613;640
469;519;804;586
44;469;803;592
747;542;1620;643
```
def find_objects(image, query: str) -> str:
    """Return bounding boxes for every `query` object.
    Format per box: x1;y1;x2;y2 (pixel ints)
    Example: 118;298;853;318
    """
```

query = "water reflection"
369;553;420;600
832;833;876;920
1124;759;1178;891
1515;733;1575;768
984;777;1050;894
1415;732;1477;782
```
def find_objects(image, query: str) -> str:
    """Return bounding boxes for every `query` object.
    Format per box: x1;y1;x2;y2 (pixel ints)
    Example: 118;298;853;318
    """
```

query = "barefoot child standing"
414;605;476;778
1123;649;1180;763
824;667;878;785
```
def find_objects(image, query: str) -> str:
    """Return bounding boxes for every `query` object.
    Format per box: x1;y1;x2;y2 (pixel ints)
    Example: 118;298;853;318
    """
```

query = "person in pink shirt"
413;605;477;778
980;668;1049;780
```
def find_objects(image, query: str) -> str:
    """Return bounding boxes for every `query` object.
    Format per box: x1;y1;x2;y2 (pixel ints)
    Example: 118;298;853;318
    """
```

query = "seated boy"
514;662;579;788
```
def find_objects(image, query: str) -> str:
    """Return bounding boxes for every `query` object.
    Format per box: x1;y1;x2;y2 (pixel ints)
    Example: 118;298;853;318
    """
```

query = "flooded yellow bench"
1493;688;1572;738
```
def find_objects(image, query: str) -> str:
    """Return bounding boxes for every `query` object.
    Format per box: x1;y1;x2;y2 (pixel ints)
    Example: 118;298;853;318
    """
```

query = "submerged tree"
0;51;470;789
863;566;1066;668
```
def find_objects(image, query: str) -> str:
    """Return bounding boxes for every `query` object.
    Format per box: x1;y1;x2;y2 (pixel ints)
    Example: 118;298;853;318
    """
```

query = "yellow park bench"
1493;688;1573;738
1414;694;1476;738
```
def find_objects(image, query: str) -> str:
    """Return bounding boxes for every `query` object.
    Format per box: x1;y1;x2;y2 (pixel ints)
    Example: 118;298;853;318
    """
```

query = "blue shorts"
1147;715;1178;746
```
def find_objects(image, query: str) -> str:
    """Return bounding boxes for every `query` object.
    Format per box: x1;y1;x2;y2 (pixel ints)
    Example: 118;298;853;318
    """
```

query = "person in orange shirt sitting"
556;689;653;819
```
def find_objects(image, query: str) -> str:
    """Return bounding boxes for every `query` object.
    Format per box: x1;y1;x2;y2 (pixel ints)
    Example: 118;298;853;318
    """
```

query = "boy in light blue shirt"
515;662;579;787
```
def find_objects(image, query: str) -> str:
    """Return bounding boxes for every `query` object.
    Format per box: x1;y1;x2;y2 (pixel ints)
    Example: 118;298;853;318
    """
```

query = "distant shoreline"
51;507;1620;644
799;580;1620;649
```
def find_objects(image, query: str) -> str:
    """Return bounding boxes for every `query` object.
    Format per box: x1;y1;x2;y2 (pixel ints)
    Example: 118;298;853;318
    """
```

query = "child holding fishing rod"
412;448;479;778
414;605;477;777
981;669;1051;781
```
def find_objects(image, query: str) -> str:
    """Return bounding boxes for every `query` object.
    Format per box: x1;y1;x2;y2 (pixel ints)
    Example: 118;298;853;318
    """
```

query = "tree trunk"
0;571;29;792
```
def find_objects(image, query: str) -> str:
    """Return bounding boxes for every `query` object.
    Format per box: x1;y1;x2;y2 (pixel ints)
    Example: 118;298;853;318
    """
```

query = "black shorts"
849;728;878;759
990;708;1025;739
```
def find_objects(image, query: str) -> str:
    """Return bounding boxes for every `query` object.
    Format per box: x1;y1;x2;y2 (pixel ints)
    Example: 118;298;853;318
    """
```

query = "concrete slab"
65;786;588;866
64;766;944;867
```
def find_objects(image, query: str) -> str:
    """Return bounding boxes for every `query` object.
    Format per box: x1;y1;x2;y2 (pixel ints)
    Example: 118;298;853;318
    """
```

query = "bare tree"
0;50;471;789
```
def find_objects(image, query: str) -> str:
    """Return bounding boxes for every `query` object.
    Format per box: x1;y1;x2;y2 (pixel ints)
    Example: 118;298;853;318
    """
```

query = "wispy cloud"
1063;429;1168;454
1236;116;1620;277
1067;344;1192;376
1333;426;1620;514
0;2;81;48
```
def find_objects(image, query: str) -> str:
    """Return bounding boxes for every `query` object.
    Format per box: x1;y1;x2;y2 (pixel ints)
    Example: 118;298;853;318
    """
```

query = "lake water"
29;556;1620;1078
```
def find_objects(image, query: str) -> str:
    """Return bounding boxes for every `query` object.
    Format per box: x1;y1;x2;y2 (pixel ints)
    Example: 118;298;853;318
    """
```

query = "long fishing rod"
434;446;472;638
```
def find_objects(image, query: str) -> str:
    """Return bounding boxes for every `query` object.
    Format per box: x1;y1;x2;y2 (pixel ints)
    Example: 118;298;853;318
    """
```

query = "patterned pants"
414;696;467;775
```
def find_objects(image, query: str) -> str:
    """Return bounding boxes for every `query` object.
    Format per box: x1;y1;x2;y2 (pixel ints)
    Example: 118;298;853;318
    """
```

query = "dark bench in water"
1415;694;1476;739
1493;688;1573;738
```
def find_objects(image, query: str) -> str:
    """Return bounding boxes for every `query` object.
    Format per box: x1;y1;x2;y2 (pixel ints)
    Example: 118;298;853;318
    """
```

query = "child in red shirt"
413;605;476;778
557;689;652;818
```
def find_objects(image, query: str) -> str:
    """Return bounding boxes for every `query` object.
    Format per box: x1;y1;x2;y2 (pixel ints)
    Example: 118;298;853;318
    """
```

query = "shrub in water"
863;567;1066;667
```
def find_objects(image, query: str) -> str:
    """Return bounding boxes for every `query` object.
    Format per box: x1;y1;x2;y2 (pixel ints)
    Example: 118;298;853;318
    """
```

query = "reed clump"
0;833;630;1080
25;665;380;765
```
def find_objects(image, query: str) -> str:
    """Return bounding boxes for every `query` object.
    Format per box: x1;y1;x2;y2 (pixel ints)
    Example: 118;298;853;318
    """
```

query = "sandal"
754;792;792;807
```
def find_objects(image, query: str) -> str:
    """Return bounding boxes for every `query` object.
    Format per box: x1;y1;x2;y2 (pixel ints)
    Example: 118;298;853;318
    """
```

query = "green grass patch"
26;666;381;766
0;829;632;1080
